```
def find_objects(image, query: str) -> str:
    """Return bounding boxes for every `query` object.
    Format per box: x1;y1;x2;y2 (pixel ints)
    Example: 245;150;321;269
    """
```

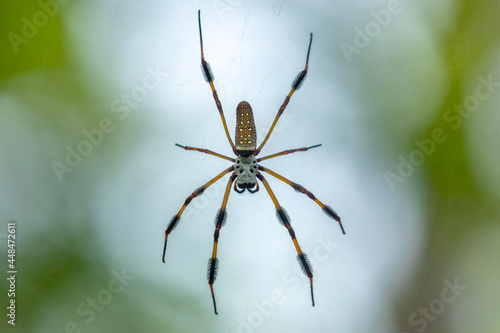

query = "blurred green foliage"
1;1;66;81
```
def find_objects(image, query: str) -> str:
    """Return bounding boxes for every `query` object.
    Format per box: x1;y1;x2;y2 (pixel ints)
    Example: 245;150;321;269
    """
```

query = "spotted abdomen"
235;101;257;156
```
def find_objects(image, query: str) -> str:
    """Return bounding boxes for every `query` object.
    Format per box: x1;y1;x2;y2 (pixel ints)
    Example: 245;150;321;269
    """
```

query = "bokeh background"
1;0;499;332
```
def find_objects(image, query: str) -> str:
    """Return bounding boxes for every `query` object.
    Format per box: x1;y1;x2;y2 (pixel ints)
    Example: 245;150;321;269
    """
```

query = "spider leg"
163;166;234;263
259;166;345;234
207;172;237;315
248;181;259;193
175;144;235;162
254;33;313;156
233;180;244;193
257;144;321;162
256;172;315;307
198;10;238;155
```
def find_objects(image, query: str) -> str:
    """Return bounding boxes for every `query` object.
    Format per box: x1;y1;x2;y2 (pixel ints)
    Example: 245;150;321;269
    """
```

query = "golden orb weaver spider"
163;10;345;315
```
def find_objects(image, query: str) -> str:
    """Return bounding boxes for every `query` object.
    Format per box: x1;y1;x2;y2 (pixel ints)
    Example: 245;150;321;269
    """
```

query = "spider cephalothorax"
162;10;345;315
234;155;258;193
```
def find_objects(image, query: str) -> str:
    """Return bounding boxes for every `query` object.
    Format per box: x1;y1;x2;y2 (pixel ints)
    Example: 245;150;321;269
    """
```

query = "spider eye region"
234;155;257;191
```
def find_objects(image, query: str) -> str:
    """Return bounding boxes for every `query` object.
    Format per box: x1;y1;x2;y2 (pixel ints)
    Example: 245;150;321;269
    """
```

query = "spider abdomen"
235;101;257;156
